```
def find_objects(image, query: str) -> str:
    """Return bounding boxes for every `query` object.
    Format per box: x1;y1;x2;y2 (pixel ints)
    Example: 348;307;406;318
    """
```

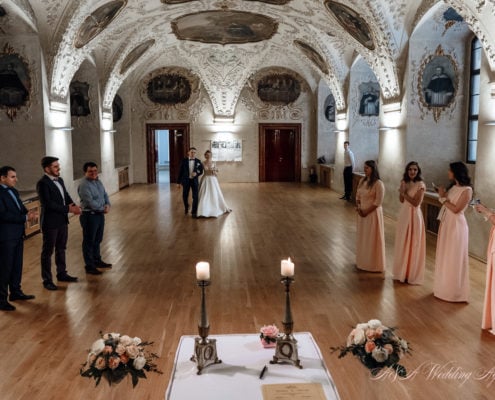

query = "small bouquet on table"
259;324;280;348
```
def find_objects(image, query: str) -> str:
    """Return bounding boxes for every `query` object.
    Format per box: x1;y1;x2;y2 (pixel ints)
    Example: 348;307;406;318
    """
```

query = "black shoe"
96;261;112;268
43;282;58;291
192;214;198;218
0;301;16;311
85;267;103;275
9;292;35;301
57;274;78;282
184;209;189;215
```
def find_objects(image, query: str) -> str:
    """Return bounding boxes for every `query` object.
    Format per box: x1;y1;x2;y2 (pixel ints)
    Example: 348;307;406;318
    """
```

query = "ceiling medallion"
324;1;375;51
171;10;278;45
74;1;127;49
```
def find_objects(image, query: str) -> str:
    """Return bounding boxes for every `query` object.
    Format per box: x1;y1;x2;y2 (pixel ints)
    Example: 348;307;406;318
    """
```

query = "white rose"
91;339;105;355
372;346;389;363
352;328;366;345
119;335;133;346
133;356;146;370
356;323;369;330
132;336;142;345
368;319;382;329
126;344;140;359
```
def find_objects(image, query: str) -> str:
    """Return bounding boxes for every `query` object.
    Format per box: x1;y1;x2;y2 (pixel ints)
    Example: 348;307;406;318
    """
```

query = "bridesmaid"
434;161;472;302
392;161;426;284
355;160;385;272
474;202;495;335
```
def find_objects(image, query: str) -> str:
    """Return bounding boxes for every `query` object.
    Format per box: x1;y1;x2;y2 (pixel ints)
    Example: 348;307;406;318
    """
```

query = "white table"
165;332;340;400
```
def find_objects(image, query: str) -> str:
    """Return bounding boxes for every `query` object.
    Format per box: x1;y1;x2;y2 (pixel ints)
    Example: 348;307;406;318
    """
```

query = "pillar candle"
196;261;210;280
281;257;294;276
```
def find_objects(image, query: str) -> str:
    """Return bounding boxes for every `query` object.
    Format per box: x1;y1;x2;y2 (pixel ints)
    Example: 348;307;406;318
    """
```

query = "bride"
197;150;231;217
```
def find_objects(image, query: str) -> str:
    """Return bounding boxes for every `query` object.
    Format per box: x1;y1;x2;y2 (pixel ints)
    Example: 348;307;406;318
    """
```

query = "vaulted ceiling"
2;0;495;118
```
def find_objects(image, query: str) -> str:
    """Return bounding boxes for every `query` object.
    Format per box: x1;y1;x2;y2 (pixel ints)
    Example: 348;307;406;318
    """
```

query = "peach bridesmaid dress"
355;179;385;272
482;225;495;334
433;185;472;302
392;181;426;284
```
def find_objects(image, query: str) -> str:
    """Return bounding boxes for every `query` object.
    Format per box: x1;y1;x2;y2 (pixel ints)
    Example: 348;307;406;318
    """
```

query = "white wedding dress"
197;162;231;218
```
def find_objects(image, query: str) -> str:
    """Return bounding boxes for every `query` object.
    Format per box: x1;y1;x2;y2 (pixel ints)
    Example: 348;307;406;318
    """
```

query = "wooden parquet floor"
1;182;494;400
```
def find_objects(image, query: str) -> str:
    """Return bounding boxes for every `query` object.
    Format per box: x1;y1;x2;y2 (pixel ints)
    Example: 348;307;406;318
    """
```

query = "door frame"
258;123;301;182
146;123;190;183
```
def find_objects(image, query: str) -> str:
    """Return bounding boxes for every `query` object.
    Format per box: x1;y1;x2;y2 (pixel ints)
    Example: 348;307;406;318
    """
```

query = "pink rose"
384;344;394;354
366;329;376;340
260;325;279;338
103;345;113;354
115;344;126;355
108;355;121;370
95;356;107;370
375;327;383;337
365;340;376;353
120;353;129;364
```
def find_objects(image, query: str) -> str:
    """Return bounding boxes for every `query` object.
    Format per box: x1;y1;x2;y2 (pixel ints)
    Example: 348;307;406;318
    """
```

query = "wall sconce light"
103;129;117;133
483;121;495;126
213;115;234;124
378;127;393;131
333;129;345;133
102;112;112;120
382;102;402;114
53;126;74;131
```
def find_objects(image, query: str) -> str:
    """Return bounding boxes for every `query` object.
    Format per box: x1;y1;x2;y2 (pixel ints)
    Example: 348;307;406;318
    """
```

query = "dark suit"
0;185;28;302
36;175;74;283
177;158;203;215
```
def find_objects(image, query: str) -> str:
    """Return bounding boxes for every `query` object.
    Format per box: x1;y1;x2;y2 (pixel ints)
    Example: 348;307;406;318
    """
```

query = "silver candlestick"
270;276;302;368
190;280;221;374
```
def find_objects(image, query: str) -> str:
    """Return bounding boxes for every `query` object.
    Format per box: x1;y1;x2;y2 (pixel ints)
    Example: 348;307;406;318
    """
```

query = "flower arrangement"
331;319;410;377
259;324;280;348
80;331;162;387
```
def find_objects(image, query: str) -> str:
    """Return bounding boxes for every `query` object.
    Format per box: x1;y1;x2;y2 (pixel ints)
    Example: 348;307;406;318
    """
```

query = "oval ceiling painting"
74;0;126;49
171;10;278;45
120;39;155;75
324;1;375;50
293;40;329;75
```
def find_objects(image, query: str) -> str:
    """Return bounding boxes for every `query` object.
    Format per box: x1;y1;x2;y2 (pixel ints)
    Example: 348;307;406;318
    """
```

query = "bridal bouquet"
80;331;162;387
331;319;410;377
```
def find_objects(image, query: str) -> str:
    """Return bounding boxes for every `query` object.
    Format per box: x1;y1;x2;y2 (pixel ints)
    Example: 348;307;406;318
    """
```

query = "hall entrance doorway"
146;123;190;184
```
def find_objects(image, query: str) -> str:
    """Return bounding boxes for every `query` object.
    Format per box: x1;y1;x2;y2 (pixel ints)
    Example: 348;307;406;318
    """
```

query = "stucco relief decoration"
417;45;458;123
120;39;155;75
242;68;306;120
74;0;126;49
140;68;201;120
324;1;375;51
160;0;195;3
257;74;301;104
293;40;329;75
0;43;31;121
244;0;292;3
171;10;278;45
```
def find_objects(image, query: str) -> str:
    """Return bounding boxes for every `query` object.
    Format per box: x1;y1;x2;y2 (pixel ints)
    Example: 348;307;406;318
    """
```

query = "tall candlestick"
196;262;210;280
281;257;294;276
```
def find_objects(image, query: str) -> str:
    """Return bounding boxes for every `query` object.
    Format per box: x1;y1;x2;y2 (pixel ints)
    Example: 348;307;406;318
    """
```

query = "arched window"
466;37;481;163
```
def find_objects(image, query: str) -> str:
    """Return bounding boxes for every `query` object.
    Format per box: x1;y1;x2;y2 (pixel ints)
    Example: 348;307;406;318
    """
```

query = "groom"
177;147;203;218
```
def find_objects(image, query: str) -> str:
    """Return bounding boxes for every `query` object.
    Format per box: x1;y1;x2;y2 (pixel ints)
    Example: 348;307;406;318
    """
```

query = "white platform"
165;332;340;400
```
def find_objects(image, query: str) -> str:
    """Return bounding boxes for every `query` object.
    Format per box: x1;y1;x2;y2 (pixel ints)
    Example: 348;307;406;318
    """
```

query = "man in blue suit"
177;147;203;218
0;166;37;311
37;156;81;290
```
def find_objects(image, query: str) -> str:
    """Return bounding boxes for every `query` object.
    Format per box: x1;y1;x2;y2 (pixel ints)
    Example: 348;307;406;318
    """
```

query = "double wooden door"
259;123;301;182
146;123;189;184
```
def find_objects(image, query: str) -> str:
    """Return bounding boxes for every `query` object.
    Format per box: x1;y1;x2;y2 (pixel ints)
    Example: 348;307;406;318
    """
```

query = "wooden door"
259;124;301;182
146;123;189;184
